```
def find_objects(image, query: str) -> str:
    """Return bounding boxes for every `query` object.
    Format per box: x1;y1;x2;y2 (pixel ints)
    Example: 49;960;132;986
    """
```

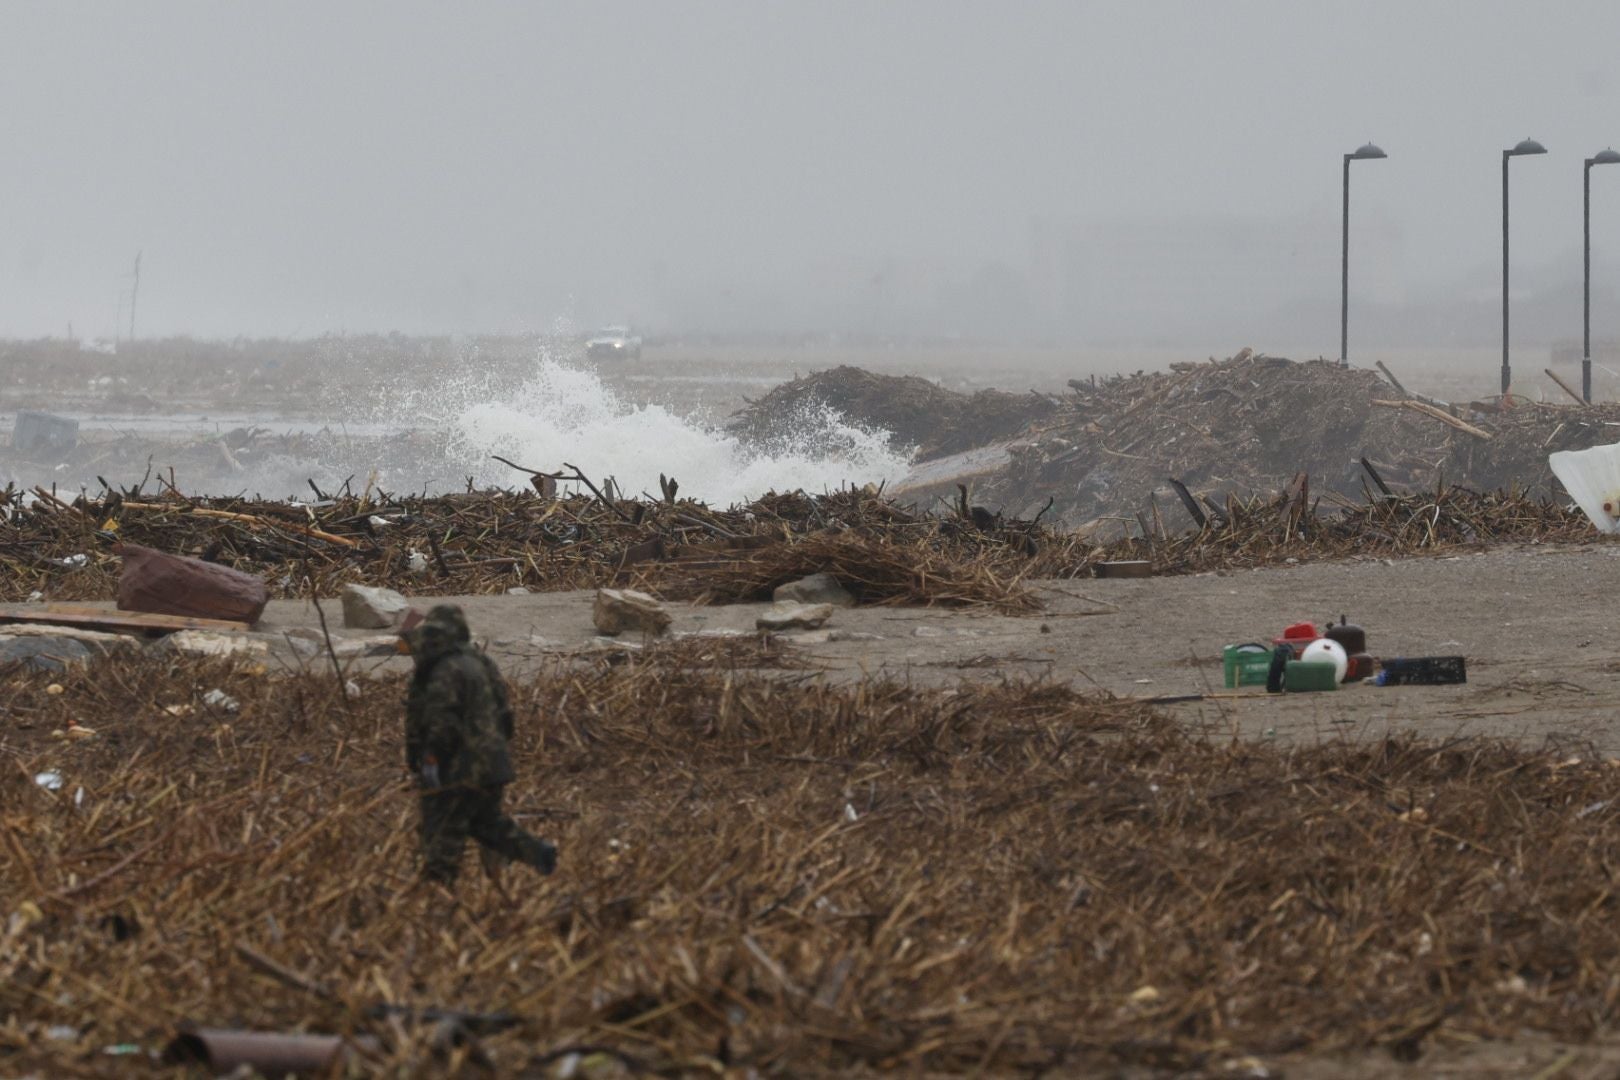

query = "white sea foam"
442;355;911;507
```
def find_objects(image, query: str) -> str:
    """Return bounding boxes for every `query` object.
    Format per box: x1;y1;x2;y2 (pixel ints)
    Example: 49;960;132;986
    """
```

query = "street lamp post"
1502;137;1548;396
1584;148;1620;402
1340;142;1387;367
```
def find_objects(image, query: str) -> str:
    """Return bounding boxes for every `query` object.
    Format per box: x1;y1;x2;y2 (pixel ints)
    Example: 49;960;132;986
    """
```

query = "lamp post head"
1591;148;1620;167
1507;137;1548;157
1348;142;1387;160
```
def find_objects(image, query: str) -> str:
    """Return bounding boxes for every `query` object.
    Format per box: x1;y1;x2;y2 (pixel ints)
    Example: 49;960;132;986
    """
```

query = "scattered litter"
51;720;97;741
33;771;62;791
202;689;240;713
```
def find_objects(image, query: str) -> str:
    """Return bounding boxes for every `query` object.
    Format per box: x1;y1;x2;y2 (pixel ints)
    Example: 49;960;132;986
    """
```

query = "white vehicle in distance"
585;326;642;360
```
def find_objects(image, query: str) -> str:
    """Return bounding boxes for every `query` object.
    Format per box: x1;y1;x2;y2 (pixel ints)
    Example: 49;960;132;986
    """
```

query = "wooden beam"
0;604;253;636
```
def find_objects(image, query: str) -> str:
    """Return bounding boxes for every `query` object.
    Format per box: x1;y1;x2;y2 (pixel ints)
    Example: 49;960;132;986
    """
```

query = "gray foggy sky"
4;1;1620;344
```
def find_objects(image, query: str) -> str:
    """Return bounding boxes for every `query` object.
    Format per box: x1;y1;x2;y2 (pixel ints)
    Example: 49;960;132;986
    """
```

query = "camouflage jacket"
405;633;516;790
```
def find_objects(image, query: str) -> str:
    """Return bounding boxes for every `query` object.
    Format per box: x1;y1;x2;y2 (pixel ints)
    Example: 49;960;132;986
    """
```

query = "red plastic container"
1271;621;1319;658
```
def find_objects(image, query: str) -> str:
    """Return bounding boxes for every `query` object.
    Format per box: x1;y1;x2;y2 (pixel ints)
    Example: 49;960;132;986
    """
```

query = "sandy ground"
120;540;1615;755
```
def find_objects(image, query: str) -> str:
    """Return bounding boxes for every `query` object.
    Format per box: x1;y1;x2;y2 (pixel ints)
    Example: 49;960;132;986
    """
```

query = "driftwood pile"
8;651;1620;1073
884;352;1620;527
0;465;1605;608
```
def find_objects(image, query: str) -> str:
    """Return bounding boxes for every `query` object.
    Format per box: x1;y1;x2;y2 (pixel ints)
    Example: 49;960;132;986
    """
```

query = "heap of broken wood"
0;456;1601;610
949;352;1620;528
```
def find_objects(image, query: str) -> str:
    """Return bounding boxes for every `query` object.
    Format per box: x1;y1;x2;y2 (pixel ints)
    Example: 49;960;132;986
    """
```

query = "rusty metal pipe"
163;1028;380;1074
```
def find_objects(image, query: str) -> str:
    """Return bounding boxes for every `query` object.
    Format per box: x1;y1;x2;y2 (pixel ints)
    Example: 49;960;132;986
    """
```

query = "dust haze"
5;1;1620;351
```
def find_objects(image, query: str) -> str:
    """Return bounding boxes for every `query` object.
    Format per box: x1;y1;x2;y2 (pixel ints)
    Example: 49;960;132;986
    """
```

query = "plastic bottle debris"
202;689;241;713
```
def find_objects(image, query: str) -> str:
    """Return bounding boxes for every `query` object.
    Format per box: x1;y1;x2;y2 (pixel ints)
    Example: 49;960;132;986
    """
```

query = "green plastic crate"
1223;644;1273;688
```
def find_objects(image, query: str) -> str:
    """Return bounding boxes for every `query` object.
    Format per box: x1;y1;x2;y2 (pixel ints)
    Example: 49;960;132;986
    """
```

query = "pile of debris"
1;464;1599;611
726;364;1058;461
13;653;1620;1074
891;352;1620;528
0;477;1050;609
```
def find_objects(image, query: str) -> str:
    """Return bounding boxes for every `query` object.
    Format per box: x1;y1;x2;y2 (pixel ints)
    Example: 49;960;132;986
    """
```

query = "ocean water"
445;355;911;506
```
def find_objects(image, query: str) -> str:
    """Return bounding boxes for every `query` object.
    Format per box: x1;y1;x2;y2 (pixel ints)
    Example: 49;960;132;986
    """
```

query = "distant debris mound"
726;365;1057;461
887;351;1620;530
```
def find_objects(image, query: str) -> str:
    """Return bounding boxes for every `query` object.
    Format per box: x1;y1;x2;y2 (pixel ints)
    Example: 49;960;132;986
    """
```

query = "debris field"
7;351;1620;1076
10;649;1620;1075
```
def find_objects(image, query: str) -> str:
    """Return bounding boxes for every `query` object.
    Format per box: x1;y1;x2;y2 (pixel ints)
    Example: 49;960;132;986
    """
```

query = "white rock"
161;630;269;658
593;589;672;637
333;635;405;659
773;572;855;608
756;603;834;632
340;584;410;630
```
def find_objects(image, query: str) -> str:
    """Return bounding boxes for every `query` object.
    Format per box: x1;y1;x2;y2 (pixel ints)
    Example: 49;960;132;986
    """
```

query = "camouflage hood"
404;604;471;668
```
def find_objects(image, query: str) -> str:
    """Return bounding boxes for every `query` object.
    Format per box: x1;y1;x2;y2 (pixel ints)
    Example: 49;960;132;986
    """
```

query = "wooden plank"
0;604;253;636
1371;399;1493;440
117;503;361;548
1543;368;1588;406
1374;360;1409;396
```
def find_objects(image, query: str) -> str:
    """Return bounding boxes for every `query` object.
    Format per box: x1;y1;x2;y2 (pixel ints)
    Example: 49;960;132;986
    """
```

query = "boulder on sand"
340;584;410;629
756;603;835;632
116;543;269;624
773;573;855;608
593;589;672;637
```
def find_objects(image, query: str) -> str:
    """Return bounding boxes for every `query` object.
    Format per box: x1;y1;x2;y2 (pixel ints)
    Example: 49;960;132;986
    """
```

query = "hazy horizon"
5;1;1620;350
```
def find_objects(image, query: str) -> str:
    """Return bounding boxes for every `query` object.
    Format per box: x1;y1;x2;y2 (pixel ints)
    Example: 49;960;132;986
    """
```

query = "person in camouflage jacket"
403;604;557;883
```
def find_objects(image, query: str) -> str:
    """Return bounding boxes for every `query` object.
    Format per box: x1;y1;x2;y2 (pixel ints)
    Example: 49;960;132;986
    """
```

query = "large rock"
0;623;138;669
340;584;410;629
116;543;269;624
773;572;855;608
0;634;95;671
756;603;834;632
593;589;672;637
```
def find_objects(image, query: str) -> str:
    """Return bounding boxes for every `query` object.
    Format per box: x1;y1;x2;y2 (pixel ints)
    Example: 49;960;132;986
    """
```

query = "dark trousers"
418;785;556;882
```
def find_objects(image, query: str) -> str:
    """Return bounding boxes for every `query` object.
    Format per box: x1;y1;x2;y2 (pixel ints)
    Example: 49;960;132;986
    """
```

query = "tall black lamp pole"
1502;137;1548;396
1584;149;1620;402
1340;143;1386;367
